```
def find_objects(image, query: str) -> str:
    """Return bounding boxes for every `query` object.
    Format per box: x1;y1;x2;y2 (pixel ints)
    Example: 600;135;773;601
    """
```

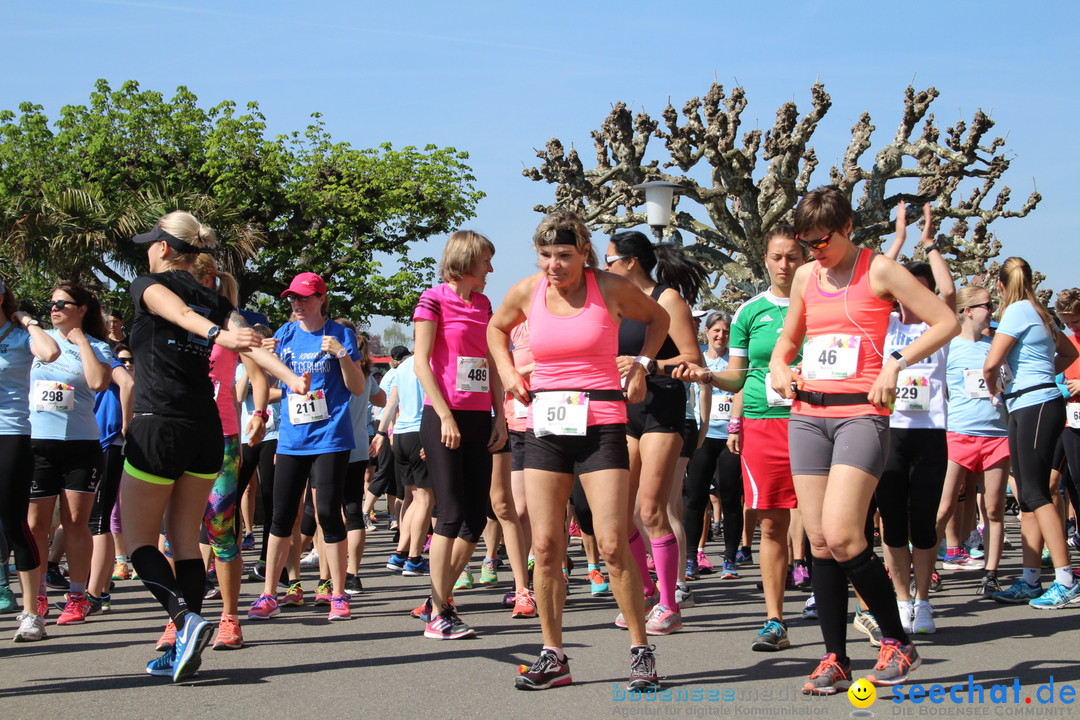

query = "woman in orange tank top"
768;186;958;694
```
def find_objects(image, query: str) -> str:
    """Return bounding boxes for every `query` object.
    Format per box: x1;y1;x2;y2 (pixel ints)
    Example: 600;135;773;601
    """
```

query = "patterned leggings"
200;435;240;562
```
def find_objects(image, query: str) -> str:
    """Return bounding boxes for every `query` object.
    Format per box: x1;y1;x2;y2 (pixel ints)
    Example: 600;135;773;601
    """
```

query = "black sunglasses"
45;300;83;312
119;357;134;366
794;232;833;251
285;293;323;303
967;302;995;312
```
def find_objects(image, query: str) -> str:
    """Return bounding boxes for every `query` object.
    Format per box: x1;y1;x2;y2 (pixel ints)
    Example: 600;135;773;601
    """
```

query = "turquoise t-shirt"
996;300;1060;412
30;329;114;441
945;336;1007;437
0;322;34;435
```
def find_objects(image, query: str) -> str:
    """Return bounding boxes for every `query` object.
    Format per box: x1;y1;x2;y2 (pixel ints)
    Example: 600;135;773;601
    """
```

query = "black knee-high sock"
812;554;849;662
839;547;910;645
131;545;188;627
174;558;206;619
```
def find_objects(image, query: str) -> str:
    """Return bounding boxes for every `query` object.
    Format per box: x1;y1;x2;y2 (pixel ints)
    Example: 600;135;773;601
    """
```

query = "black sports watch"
207;325;222;345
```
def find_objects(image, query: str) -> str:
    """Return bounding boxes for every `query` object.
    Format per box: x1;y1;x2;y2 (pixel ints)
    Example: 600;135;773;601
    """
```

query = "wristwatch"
335;347;348;359
924;242;942;254
206;325;221;345
633;355;656;375
890;350;909;371
22;317;40;327
252;409;270;420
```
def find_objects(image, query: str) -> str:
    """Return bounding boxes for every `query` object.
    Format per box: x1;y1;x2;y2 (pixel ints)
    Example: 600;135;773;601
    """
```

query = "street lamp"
633;180;682;243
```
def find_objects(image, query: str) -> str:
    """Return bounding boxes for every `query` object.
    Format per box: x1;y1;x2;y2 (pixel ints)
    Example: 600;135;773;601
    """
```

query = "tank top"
618;283;682;397
527;270;625;427
504;322;533;433
793;248;893;418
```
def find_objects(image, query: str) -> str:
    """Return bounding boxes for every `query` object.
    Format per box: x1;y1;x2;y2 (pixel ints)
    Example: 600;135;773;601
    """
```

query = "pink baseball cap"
281;272;327;298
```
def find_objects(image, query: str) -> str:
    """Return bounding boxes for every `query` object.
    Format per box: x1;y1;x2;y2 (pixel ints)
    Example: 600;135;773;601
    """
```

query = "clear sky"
3;1;1077;336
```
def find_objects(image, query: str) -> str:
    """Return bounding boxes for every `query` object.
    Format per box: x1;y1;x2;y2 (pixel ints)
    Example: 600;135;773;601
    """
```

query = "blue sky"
3;1;1077;335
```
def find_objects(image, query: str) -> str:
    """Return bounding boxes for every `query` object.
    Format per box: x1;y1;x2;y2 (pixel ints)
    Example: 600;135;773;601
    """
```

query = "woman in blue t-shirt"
984;257;1079;608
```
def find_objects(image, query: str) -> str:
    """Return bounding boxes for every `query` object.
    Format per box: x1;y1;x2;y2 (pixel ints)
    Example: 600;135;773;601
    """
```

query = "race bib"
1067;402;1080;430
456;356;489;393
533;391;589;437
710;393;734;422
765;371;794;407
894;370;931;412
963;369;990;399
1000;363;1015;388
513;398;529;419
804;334;861;380
290;390;329;425
34;381;74;412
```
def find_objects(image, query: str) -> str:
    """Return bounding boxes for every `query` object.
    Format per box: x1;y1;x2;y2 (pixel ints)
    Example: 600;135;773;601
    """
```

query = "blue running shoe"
1028;581;1080;609
992;580;1042;604
172;613;213;683
735;547;753;565
402;558;430;577
146;647;177;677
386;553;407;573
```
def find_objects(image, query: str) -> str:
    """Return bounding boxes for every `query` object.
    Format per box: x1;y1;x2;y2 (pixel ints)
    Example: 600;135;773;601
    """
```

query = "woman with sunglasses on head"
603;231;707;636
937;287;1009;599
122;211;307;682
0;280;60;640
769;185;958;694
248;272;364;624
27;283;114;630
984;258;1079;608
489;211;669;691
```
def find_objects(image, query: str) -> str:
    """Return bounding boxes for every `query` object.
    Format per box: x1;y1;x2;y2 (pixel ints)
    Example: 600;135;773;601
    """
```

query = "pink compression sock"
650;533;679;611
628;530;657;596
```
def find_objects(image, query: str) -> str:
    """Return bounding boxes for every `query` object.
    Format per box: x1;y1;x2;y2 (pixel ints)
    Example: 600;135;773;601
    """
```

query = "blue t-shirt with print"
701;353;733;440
31;329;114;441
274;320;359;455
0;322;34;435
996;300;1060;412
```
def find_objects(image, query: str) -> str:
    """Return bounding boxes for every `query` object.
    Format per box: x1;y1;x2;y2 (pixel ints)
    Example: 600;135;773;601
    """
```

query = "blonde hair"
955;285;989;313
157;211;216;269
533;210;598;267
998;257;1055;334
440;230;495;282
1055;288;1080;317
190;254;239;307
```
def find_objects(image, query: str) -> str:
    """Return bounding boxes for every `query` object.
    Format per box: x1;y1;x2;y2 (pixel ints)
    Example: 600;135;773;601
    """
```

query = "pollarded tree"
524;83;1040;308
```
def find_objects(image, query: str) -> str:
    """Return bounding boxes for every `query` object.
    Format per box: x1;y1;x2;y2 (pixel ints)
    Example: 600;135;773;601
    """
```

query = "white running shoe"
912;600;935;634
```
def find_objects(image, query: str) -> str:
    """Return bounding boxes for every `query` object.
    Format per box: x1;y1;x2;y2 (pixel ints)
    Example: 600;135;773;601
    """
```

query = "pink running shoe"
247;594;280;620
645;603;683;635
696;551;714;574
56;593;92;625
328;594;351;621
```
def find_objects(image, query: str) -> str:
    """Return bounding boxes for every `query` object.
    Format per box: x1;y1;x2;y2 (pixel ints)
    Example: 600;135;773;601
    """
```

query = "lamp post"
633;180;682;244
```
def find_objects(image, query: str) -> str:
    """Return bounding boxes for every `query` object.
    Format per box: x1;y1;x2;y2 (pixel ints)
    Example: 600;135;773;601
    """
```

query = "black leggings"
237;438;277;562
420;406;491;543
877;428;947;550
343;459;369;532
89;443;124;536
1057;429;1080;519
0;435;38;571
271;451;350;544
685;437;742;559
1010;398;1065;513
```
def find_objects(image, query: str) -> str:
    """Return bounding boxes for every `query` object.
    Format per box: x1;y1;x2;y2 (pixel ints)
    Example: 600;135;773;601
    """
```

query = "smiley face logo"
848;678;876;708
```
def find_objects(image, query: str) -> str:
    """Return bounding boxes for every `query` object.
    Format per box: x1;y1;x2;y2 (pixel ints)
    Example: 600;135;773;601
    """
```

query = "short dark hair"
390;345;411;362
793;185;853;237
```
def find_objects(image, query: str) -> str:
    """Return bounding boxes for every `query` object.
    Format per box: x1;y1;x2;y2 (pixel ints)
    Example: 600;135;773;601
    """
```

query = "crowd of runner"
2;187;1079;694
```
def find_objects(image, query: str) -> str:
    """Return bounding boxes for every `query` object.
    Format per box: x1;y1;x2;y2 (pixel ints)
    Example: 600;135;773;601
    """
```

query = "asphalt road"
5;514;1080;720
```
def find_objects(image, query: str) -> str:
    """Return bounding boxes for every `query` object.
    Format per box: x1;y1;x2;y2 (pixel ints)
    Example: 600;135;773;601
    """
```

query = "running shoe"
386;552;407;573
515;649;572;690
588;569;610;596
865;638;921;686
314;579;332;606
646;553;656;572
930;571;942;592
675;583;695;609
478;558;498;585
977;574;1001;598
411;596;434;621
614;588;661;628
943;548;984;571
0;585;17;614
454;567;474;591
1028;581;1080;609
204;581;221;600
247;563;266;582
13;612;47;642
751;618;790;652
402;558;430;577
247;594;280;620
389;518;399;531
424;608;476;640
56;592;92;626
696;551;714;574
735;546;753;565
937;540;948;561
913;600;935;633
802;653;851;695
684;558;700;581
511;588;537;619
502;591;517;608
156;621;177;651
993;580;1042;604
711;522;722;540
363;515;375;531
282;581;304;606
627;645;660;692
423;534;432;553
86;593;104;616
240;532;255;551
172;613;213;683
964;530;985;559
344;574;363;595
568;522;581;539
45;564;69;591
802;594;818;620
720;558;739;579
897;599;914;634
300;550;320;568
112;560;132;581
792;561;811;591
212;615;244;650
146;647;177;677
645;603;682;635
327;594;351;621
1041;547;1053;569
853;608;882;647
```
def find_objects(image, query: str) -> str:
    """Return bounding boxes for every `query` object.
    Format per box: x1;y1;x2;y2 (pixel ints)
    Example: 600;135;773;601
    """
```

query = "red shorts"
946;432;1010;474
740;417;797;510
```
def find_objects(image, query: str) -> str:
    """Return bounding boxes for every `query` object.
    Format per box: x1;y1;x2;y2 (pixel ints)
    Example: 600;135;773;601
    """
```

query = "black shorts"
124;413;225;484
680;418;699;459
30;439;103;498
509;430;527;472
626;380;684;438
525;424;629;476
392;431;430;490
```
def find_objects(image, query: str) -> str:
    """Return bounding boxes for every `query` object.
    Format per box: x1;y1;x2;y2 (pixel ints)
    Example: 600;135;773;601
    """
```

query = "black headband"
554;229;578;245
132;225;207;254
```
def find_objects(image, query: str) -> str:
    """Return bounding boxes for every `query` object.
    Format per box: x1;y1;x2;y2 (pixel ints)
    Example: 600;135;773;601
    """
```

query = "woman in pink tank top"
768;186;957;694
488;210;670;693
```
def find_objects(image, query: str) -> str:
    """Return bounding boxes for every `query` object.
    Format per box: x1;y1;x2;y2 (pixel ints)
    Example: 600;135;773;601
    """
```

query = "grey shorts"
788;414;890;478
